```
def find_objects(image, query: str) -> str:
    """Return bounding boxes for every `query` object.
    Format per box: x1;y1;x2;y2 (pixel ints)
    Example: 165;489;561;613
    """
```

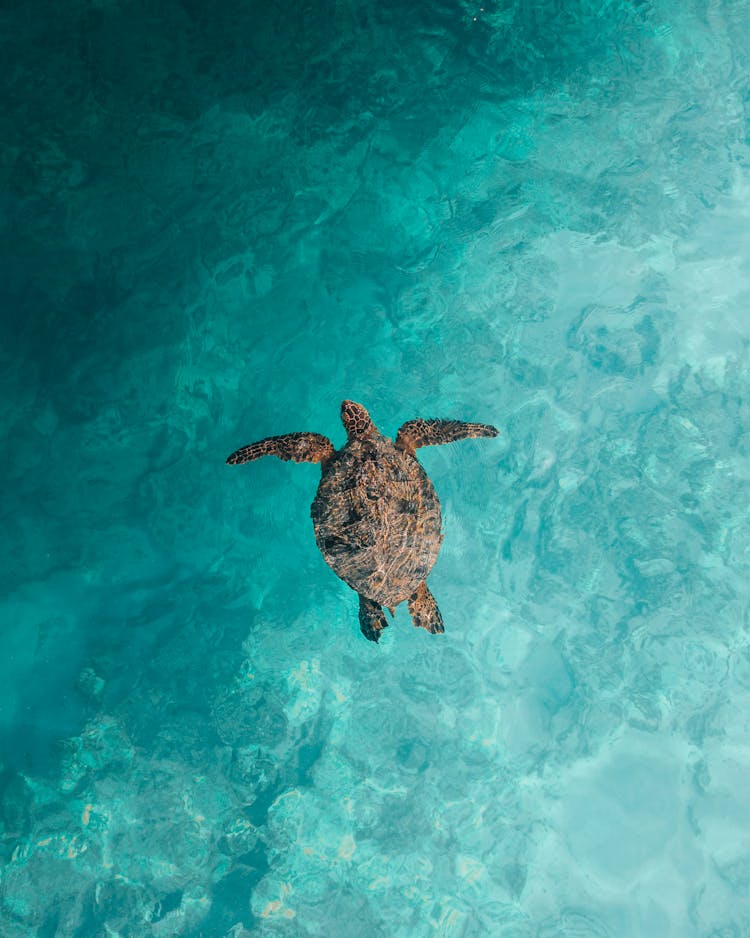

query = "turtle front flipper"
358;595;389;643
395;419;498;455
227;433;334;465
408;581;444;635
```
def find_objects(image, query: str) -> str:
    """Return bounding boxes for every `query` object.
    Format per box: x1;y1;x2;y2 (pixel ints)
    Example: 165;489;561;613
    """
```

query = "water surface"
1;1;750;935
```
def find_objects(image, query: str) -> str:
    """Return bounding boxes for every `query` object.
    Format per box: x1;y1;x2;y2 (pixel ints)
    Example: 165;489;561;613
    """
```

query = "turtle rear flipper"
395;419;498;455
408;581;444;634
227;432;334;465
358;595;389;643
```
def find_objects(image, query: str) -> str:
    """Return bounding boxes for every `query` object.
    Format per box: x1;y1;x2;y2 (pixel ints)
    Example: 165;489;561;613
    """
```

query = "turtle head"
341;400;375;440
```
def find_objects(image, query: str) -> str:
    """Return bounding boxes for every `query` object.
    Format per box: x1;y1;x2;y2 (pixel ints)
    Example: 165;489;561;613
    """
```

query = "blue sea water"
2;0;750;934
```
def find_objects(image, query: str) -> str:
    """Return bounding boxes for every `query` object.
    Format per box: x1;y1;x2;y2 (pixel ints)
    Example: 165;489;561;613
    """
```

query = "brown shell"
310;434;443;606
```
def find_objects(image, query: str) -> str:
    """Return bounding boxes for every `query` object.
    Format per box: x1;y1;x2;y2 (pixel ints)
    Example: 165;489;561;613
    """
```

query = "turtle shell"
310;434;443;606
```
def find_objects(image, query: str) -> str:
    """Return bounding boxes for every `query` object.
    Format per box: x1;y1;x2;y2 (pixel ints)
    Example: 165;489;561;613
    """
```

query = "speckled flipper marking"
395;419;499;454
408;581;444;634
359;595;389;643
227;433;334;465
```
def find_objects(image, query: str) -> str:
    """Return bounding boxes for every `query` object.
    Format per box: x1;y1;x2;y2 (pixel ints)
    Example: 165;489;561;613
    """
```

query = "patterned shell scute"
310;435;443;606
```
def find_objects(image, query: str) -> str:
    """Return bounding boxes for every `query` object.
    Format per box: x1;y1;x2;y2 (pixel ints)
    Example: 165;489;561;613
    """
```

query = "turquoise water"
2;0;750;934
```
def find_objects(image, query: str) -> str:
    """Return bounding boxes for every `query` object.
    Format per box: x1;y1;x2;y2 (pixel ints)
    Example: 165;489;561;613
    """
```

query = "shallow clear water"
2;0;750;935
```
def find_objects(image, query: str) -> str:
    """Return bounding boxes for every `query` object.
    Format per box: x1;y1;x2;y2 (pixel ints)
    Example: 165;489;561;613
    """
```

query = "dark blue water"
2;1;750;935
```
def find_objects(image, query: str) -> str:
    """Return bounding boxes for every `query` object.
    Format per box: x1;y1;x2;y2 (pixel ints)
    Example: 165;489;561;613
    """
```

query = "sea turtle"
227;400;498;642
